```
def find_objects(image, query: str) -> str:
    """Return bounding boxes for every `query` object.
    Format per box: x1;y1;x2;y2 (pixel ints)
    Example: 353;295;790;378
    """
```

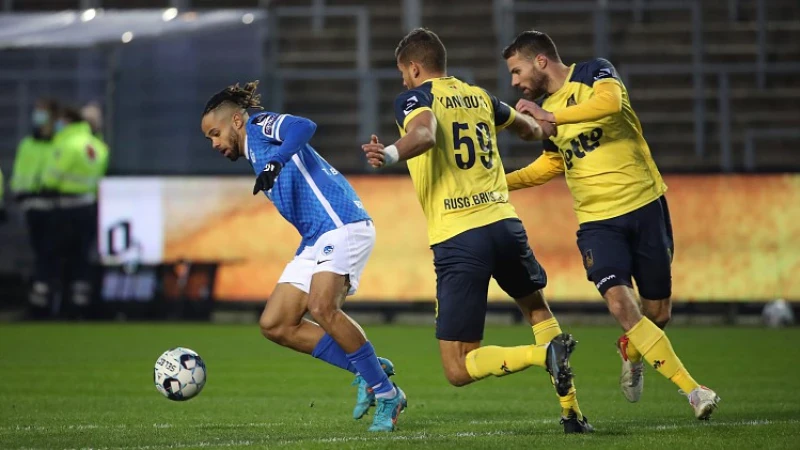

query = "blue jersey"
244;111;370;253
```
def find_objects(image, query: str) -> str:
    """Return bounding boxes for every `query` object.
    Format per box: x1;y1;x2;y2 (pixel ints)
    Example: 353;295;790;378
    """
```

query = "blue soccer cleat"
368;384;407;432
352;357;396;420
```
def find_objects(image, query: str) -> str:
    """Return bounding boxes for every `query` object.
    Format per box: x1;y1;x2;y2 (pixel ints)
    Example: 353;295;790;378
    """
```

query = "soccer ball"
154;347;207;401
762;299;795;328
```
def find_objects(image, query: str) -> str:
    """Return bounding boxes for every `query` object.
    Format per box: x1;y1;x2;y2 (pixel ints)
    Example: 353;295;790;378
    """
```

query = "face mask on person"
32;110;50;127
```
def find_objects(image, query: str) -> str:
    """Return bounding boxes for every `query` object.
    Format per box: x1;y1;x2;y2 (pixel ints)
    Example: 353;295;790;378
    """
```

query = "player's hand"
362;134;386;168
252;161;282;195
516;99;555;123
536;119;558;138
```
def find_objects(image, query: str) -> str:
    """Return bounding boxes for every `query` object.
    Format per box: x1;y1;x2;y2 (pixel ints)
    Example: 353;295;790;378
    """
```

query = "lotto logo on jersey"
560;127;604;170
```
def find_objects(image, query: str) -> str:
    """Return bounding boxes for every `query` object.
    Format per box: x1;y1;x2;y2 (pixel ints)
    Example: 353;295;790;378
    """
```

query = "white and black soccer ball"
762;299;795;328
154;347;207;401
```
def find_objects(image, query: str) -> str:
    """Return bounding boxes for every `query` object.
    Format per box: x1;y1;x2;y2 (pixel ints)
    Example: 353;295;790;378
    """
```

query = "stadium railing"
496;0;799;171
619;62;800;172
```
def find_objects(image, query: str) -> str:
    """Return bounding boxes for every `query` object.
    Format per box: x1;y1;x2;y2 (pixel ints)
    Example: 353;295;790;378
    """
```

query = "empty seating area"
1;0;798;172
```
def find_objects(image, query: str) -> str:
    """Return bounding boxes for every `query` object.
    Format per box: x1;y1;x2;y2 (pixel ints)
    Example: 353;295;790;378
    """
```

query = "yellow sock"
532;317;583;420
626;317;701;393
620;335;643;363
465;345;546;380
532;317;562;344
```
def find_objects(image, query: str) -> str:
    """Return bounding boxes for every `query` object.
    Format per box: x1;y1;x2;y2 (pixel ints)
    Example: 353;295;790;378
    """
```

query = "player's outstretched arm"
269;115;317;165
362;111;437;168
506;111;557;141
506;149;564;191
252;114;317;194
517;82;622;126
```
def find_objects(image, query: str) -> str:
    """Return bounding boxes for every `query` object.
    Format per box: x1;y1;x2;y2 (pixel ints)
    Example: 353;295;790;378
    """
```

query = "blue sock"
347;342;394;397
311;334;356;374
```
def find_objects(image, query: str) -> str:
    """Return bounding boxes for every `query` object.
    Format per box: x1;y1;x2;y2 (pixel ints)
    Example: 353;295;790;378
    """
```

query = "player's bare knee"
259;320;288;345
307;297;337;326
653;315;671;329
443;364;472;387
642;298;672;328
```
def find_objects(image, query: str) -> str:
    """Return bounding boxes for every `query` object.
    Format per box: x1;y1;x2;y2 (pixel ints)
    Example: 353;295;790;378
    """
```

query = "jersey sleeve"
587;58;621;85
249;112;317;166
482;89;517;130
506;151;565;191
251;112;288;145
394;88;434;131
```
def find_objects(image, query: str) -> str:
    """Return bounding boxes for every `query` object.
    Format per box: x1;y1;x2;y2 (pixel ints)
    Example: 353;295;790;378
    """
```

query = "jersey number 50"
452;122;493;170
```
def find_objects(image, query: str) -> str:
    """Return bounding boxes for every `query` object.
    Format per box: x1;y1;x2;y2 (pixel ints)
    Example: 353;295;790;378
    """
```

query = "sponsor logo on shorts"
595;274;616;290
584;249;594;269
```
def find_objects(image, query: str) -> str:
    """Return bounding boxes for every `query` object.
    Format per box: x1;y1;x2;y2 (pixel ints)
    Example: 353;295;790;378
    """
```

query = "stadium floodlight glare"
242;13;254;24
162;8;178;22
81;9;96;22
121;31;134;43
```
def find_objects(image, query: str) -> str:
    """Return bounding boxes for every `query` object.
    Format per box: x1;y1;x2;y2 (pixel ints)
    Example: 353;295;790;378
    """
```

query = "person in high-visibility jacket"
41;105;109;312
10;98;60;309
0;166;7;223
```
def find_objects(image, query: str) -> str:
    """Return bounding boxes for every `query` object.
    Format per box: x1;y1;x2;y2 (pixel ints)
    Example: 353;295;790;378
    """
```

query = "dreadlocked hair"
202;80;263;116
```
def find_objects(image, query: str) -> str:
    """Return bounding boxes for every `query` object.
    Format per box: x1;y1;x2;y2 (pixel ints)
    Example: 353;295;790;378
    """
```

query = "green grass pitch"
1;323;799;449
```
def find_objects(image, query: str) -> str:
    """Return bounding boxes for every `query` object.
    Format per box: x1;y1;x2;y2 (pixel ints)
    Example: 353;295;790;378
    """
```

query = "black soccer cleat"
545;333;577;397
561;412;594;434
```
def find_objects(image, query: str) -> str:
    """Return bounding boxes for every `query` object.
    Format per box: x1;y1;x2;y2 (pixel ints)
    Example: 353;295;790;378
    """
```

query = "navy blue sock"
311;333;356;374
347;342;394;396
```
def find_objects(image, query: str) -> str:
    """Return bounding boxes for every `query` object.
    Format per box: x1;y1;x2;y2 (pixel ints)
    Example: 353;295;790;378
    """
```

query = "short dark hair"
59;105;84;124
502;30;560;61
395;28;447;72
203;80;263;116
35;98;59;115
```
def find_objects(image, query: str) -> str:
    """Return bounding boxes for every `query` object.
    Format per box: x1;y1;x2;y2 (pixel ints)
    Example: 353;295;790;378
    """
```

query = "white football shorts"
278;220;375;296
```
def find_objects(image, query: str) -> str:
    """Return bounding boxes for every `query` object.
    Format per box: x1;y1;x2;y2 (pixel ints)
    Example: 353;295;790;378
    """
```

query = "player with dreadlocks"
201;81;407;432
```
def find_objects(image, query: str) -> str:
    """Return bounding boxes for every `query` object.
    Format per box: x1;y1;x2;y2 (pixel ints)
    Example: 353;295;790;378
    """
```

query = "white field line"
2;418;797;450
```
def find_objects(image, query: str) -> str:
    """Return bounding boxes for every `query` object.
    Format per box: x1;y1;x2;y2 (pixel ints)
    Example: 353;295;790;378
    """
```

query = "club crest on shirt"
323;245;334;255
567;94;577;107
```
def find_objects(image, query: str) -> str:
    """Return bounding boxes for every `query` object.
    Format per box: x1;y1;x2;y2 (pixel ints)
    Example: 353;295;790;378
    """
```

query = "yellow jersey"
539;58;667;223
394;77;519;245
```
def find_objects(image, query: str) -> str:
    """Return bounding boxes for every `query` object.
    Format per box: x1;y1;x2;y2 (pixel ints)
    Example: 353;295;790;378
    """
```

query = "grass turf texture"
1;324;798;449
